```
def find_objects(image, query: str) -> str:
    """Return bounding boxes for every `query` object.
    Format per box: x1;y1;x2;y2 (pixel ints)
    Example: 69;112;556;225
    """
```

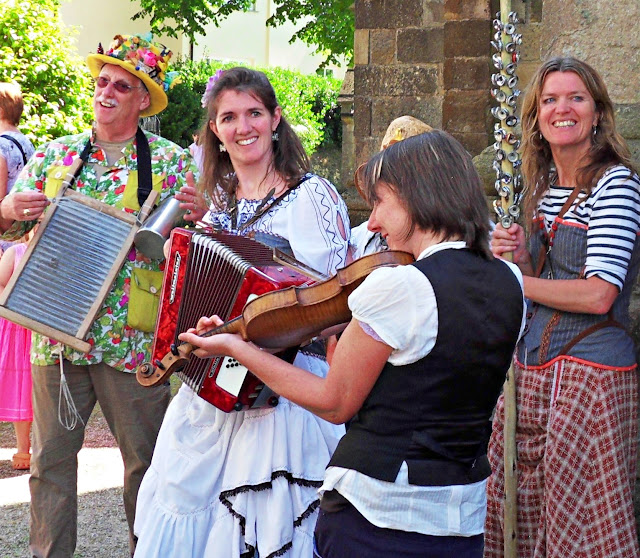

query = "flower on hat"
104;33;172;90
88;33;181;116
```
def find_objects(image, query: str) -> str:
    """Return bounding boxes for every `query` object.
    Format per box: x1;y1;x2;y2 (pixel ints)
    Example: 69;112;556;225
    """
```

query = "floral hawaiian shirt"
6;129;198;372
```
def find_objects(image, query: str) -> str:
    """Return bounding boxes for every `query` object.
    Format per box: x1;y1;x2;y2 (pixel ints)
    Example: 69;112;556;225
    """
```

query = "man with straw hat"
0;33;198;557
350;115;433;259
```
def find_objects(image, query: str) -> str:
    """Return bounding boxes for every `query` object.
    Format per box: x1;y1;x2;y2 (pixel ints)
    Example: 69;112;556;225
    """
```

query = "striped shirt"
536;165;640;290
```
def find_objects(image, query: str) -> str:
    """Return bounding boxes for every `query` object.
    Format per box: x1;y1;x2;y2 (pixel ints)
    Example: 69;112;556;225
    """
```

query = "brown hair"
198;67;310;209
520;56;636;229
0;82;24;126
356;130;492;259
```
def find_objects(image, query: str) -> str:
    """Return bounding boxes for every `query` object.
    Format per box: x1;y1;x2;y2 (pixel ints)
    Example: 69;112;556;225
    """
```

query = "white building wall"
60;0;345;78
60;0;182;60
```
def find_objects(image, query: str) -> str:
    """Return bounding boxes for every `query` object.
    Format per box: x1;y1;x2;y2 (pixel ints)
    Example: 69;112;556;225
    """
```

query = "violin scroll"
136;343;194;386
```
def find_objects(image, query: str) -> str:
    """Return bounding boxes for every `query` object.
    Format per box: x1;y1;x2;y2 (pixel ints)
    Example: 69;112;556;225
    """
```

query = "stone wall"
346;0;640;208
343;0;498;223
352;0;495;161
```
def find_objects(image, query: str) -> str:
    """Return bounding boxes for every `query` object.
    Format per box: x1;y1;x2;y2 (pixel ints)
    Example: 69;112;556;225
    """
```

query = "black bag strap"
135;127;153;209
1;134;27;166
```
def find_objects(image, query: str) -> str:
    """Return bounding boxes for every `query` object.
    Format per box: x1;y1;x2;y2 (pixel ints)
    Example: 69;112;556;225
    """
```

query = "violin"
136;250;414;386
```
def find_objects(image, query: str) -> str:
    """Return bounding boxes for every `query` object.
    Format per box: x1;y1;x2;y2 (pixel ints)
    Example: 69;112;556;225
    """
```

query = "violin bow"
491;2;523;556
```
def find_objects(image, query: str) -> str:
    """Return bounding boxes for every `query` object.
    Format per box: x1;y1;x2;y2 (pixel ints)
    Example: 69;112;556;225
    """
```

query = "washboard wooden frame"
0;189;143;353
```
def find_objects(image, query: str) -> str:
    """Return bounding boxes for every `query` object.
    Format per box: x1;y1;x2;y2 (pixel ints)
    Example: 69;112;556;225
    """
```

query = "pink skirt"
0;317;32;421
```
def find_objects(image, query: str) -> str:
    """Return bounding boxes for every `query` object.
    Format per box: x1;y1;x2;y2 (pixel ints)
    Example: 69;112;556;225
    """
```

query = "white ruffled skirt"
134;353;344;558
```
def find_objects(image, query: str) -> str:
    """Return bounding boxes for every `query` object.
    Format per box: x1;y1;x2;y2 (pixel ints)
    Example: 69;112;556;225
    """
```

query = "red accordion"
149;228;317;412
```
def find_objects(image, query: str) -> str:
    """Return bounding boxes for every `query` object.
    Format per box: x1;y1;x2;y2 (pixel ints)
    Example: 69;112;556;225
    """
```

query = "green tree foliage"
160;58;341;154
0;0;93;144
131;0;354;68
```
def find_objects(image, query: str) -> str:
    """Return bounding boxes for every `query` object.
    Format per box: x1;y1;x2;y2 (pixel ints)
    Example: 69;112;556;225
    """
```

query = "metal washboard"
0;189;144;352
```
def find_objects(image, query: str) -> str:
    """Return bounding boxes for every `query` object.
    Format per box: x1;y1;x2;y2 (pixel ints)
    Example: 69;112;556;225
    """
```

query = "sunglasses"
94;76;145;94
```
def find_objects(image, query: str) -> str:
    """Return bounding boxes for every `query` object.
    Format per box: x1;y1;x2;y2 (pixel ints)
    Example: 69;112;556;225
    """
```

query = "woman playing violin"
134;67;350;558
181;130;526;558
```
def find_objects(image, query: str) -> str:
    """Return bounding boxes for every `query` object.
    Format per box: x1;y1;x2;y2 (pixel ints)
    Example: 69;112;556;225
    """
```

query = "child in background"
0;237;32;470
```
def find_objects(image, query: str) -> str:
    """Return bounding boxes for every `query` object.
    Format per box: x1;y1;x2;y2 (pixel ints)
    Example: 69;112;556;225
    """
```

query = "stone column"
443;0;493;154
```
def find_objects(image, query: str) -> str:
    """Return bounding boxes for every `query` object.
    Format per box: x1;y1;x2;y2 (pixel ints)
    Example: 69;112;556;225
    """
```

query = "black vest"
329;249;523;486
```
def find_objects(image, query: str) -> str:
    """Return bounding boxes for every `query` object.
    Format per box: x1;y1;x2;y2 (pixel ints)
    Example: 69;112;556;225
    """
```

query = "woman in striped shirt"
487;56;640;557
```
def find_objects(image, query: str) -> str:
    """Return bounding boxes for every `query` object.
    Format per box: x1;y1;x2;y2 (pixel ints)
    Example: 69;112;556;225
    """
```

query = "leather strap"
537;266;626;363
534;186;582;278
558;316;626;356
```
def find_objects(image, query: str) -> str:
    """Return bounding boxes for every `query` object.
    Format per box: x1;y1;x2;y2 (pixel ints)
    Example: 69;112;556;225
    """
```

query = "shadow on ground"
0;405;129;557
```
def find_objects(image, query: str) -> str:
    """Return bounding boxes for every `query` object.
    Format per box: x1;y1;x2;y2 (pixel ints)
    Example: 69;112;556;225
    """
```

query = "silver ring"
23;208;30;217
185;209;192;215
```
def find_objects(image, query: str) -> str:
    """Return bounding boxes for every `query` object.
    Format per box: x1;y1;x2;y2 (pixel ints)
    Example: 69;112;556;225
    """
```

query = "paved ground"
0;409;130;558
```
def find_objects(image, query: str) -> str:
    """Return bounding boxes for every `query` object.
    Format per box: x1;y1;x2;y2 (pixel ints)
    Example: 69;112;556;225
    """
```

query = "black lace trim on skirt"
221;469;323;558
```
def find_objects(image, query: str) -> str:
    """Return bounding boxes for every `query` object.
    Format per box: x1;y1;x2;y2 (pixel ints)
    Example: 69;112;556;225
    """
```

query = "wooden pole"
493;1;520;556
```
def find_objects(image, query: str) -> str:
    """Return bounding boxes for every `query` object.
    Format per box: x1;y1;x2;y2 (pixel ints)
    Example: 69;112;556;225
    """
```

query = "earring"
592;125;598;136
538;132;543;141
271;132;279;142
219;143;227;152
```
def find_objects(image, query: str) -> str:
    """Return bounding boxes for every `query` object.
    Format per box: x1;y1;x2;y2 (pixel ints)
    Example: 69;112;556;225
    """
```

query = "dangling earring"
271;132;279;142
592;125;598;136
219;143;227;152
538;131;544;141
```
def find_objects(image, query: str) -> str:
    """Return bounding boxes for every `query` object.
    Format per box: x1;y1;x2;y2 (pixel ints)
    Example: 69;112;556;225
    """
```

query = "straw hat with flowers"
87;33;180;117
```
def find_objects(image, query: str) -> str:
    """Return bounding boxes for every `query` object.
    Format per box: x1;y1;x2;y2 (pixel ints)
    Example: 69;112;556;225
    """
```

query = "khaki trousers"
28;361;170;558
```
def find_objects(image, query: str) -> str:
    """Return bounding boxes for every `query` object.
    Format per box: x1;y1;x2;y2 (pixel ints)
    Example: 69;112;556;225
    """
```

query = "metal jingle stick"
505;132;519;145
492;106;509;120
501;215;514;229
507;151;519;163
506;91;520;107
513;174;523;192
501;172;513;185
492;73;507;87
508;204;521;218
492;88;507;102
498;184;512;198
505;41;518;54
505;114;519;128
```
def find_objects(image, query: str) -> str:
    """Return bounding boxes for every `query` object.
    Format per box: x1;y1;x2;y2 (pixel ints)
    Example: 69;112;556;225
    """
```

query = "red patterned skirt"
485;357;639;558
